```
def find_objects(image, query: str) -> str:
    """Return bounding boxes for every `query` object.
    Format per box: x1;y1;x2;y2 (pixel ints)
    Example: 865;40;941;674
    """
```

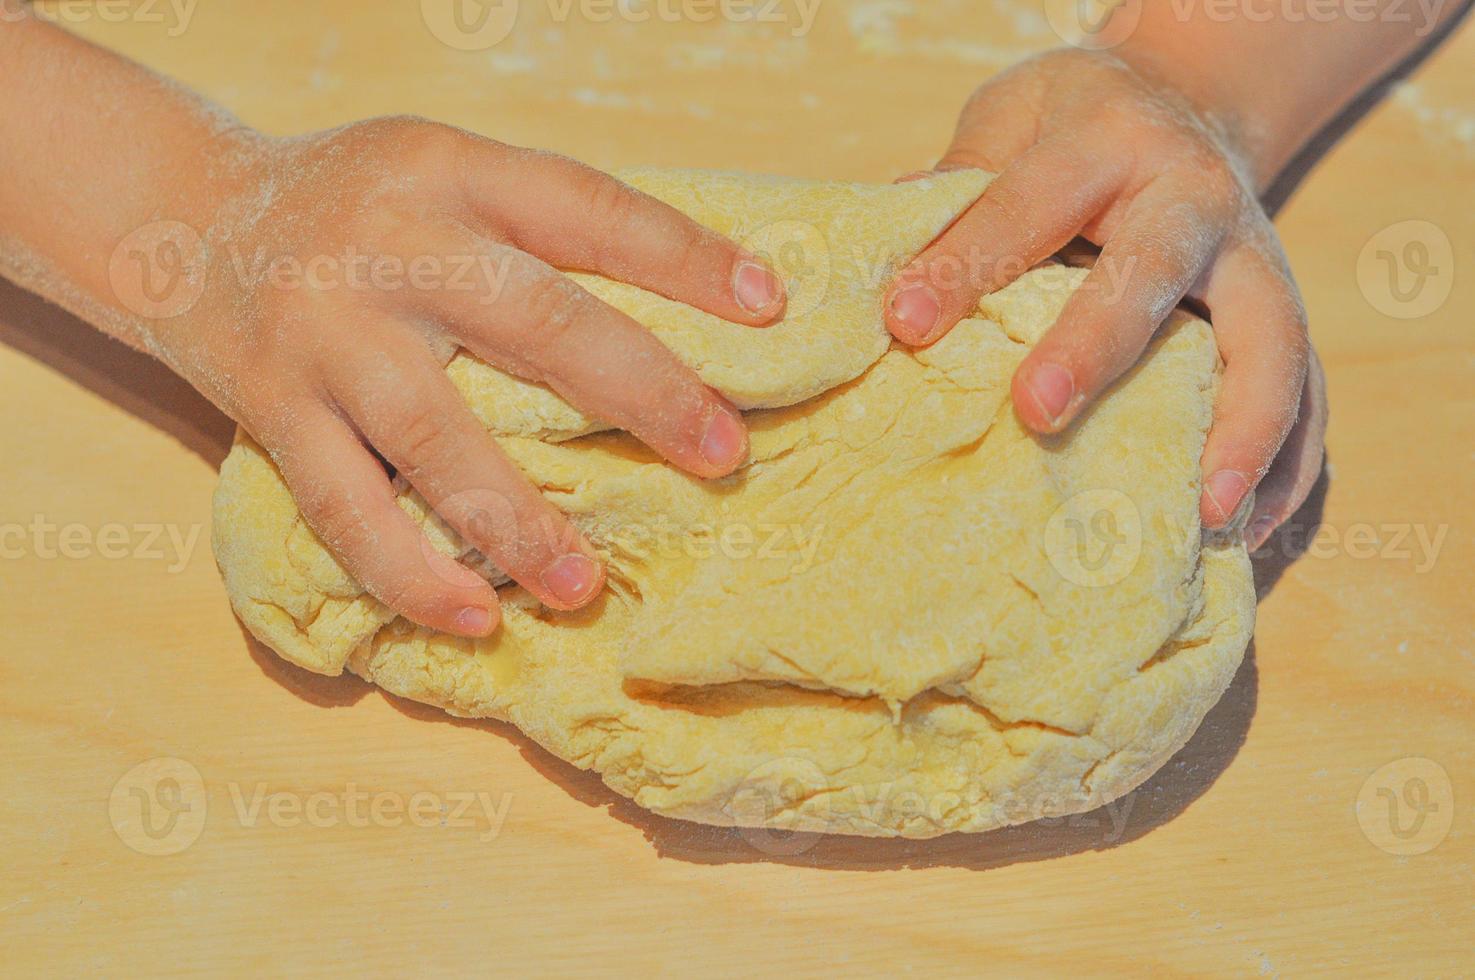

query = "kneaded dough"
212;169;1255;839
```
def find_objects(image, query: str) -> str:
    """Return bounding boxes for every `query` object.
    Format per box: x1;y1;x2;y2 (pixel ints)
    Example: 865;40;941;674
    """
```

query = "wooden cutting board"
2;1;1470;973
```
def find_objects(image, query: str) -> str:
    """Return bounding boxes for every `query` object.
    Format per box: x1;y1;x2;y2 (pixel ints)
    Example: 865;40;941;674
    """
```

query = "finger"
933;62;1049;173
1196;247;1311;530
467;145;786;325
428;235;749;479
326;331;607;612
265;405;502;637
1244;349;1326;550
884;138;1127;345
1010;175;1232;434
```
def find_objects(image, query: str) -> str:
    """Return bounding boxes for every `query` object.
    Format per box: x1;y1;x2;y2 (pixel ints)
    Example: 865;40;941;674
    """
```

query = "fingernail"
1027;362;1076;427
1246;514;1277;551
888;283;941;343
894;171;932;184
700;407;747;469
1205;470;1250;525
454;605;495;635
733;259;784;317
540;553;602;607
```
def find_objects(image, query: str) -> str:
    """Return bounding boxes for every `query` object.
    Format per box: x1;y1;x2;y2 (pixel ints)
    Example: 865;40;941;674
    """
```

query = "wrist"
1110;43;1288;195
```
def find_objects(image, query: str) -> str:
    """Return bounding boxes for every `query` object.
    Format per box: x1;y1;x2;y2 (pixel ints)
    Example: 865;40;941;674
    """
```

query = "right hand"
159;117;786;636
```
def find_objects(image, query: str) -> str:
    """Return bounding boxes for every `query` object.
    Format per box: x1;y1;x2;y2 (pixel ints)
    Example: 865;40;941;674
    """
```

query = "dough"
212;169;1255;839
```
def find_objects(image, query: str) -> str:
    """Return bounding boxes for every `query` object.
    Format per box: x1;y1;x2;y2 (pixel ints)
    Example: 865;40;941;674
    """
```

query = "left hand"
882;49;1327;549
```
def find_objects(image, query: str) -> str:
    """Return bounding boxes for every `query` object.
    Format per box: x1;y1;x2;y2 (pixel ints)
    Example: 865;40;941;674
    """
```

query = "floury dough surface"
212;169;1255;838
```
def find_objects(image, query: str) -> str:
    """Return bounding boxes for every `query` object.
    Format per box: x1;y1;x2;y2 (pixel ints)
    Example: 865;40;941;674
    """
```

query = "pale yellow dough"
212;169;1255;838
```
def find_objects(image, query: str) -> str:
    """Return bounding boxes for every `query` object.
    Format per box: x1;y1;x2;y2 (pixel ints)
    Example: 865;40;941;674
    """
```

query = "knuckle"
301;485;373;561
665;224;717;283
463;496;564;575
359;115;468;186
581;174;645;230
975;179;1030;231
519;273;588;354
391;404;460;480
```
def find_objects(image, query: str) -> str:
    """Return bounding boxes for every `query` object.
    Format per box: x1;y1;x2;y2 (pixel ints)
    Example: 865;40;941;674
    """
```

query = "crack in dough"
211;169;1255;838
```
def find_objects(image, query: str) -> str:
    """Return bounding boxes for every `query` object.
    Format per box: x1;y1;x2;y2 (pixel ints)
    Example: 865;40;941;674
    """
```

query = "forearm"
0;4;259;353
1116;0;1473;190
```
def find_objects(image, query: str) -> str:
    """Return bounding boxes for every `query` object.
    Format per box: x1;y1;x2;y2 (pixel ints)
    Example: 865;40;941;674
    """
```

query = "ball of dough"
211;169;1254;838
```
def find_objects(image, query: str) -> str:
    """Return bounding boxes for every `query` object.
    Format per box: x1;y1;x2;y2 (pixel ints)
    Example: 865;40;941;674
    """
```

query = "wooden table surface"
3;1;1471;974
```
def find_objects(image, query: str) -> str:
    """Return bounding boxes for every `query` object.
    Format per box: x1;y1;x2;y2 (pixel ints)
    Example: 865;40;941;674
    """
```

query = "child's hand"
884;49;1326;549
175;119;785;635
